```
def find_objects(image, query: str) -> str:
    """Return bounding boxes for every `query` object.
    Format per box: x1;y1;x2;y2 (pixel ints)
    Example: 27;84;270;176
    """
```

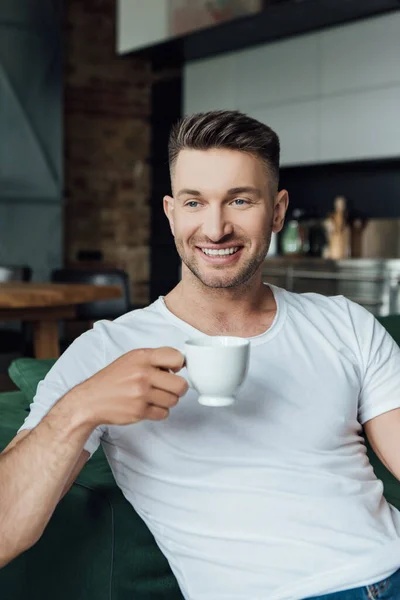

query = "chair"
50;268;139;320
0;265;31;283
51;268;141;350
0;265;32;354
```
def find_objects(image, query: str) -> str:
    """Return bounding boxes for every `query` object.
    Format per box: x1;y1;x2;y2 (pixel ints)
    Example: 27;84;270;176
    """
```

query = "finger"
145;405;169;421
151;369;189;397
150;347;185;373
148;388;179;409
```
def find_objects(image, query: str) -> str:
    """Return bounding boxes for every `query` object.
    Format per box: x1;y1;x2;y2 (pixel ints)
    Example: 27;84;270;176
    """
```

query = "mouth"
196;245;243;264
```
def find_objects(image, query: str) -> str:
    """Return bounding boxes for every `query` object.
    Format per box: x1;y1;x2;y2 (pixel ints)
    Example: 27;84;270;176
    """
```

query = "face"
164;148;288;289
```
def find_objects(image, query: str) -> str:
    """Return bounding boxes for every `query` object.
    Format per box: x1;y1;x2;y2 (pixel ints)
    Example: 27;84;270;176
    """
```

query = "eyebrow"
227;187;262;197
177;186;262;198
177;189;202;198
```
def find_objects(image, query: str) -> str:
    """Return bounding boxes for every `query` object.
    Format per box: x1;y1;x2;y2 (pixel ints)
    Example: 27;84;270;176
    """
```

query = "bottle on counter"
280;210;304;255
280;206;328;258
280;208;326;257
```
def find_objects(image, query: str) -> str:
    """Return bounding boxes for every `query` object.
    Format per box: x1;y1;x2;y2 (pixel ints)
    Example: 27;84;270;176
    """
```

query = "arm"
2;431;89;500
0;346;187;568
345;300;400;481
0;325;110;568
364;407;400;481
0;392;93;568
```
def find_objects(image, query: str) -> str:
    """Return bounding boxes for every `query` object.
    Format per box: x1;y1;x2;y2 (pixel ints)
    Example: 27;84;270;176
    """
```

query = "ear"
272;189;289;233
163;195;175;236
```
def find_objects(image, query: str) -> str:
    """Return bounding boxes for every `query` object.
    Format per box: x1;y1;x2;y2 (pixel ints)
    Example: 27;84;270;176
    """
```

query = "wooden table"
0;282;122;359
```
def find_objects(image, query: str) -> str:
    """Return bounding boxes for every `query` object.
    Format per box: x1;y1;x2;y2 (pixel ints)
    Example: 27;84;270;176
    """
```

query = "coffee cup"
184;336;250;407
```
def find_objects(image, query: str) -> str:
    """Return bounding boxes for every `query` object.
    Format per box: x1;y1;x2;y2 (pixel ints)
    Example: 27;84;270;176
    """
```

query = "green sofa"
0;316;400;599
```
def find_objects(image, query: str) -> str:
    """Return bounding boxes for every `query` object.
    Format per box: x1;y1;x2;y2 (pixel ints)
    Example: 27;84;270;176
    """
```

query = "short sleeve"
345;300;400;424
18;322;108;457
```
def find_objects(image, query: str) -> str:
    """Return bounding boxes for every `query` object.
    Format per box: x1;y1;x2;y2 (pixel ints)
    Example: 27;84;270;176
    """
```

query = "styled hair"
168;110;280;191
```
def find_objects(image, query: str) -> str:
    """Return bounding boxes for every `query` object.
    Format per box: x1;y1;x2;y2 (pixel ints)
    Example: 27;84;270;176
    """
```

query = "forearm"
364;408;400;482
0;392;94;567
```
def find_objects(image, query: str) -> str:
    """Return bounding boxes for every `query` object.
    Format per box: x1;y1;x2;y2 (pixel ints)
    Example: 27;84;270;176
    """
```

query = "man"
1;110;400;599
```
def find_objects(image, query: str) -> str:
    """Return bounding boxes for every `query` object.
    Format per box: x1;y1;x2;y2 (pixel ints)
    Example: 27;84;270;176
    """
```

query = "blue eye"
186;201;199;208
233;198;248;206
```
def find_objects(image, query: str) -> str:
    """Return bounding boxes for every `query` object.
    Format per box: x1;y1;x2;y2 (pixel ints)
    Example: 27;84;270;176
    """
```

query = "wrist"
56;384;101;434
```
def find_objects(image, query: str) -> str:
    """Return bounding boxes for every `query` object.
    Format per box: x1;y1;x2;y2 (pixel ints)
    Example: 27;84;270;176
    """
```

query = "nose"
202;205;233;242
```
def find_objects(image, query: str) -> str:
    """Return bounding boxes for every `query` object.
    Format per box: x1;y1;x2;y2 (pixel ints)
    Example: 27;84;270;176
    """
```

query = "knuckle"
151;346;168;360
132;348;152;363
110;348;159;370
132;377;150;398
132;367;150;385
134;399;147;418
140;371;150;385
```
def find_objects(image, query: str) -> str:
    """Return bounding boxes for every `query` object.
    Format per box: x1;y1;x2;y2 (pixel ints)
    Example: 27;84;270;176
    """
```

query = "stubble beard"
175;233;272;289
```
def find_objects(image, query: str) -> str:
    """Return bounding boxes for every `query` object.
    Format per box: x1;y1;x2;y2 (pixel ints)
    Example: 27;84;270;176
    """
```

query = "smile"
200;247;240;256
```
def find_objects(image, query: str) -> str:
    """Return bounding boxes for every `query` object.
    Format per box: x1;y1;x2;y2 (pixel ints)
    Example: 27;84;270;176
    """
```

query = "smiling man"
1;110;400;600
167;147;284;290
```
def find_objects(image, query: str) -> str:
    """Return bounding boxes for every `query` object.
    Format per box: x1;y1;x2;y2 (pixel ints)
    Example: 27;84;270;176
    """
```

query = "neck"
164;267;277;337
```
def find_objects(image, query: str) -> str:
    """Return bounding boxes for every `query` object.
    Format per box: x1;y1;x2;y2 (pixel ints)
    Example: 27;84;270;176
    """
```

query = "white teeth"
201;247;239;256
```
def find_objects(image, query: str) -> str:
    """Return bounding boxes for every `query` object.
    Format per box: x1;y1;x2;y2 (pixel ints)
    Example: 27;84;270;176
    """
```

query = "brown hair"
168;110;280;190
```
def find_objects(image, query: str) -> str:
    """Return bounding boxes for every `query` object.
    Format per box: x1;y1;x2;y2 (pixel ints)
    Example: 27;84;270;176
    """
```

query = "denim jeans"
305;569;400;600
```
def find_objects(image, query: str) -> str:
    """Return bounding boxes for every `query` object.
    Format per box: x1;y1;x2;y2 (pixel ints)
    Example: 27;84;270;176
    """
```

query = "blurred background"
1;0;400;386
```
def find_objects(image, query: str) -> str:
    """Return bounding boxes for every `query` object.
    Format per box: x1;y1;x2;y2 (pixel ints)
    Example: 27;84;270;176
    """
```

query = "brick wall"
64;0;152;304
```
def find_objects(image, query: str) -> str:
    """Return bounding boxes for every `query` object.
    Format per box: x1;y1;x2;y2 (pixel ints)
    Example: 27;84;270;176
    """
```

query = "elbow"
0;531;41;569
0;544;18;569
0;542;34;569
0;554;11;569
0;497;47;568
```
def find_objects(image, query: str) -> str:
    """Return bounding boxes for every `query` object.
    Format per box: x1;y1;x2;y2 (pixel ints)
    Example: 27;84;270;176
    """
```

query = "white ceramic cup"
184;336;250;407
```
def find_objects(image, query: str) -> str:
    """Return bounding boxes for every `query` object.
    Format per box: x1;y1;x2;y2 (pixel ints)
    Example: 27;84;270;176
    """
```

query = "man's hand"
68;347;189;428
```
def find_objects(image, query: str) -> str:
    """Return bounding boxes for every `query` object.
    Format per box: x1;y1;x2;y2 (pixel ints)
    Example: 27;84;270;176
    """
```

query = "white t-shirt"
19;286;400;600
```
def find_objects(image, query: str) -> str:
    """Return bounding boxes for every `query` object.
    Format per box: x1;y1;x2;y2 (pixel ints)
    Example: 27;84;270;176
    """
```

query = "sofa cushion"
376;315;400;346
0;390;29;447
8;358;56;404
0;389;117;600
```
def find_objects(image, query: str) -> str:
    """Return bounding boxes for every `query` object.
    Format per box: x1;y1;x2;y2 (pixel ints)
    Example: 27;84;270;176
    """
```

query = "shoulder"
32;304;159;402
25;300;168;428
45;299;166;385
278;287;362;325
112;298;166;329
278;287;398;365
39;322;108;392
94;299;167;348
278;287;379;347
